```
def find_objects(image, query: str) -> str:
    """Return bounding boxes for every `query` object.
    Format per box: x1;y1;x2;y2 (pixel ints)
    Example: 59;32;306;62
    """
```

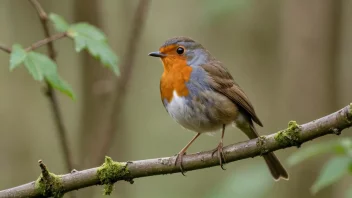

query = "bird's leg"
212;124;226;170
175;133;201;175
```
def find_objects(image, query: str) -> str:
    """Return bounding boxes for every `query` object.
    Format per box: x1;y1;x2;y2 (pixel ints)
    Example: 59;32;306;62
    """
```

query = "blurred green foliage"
311;156;351;194
346;188;352;198
207;164;274;198
8;13;119;100
288;138;352;197
288;139;352;166
209;138;352;198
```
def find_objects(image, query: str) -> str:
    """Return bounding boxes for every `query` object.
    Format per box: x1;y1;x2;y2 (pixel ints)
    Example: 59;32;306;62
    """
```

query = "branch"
28;0;75;174
1;104;351;198
25;32;67;51
0;33;67;55
29;0;47;19
0;44;11;53
96;0;151;164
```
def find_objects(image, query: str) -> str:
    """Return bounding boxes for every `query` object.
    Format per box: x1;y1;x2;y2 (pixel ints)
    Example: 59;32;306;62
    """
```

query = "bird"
148;36;289;180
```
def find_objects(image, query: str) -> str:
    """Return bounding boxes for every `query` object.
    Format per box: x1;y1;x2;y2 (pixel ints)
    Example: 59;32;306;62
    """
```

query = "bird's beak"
148;51;166;58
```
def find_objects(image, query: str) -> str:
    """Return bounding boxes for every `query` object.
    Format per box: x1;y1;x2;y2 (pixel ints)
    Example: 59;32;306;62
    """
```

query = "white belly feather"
166;90;193;128
165;90;237;133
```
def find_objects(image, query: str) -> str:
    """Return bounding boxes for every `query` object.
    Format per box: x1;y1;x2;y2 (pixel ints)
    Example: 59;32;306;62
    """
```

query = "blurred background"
0;0;352;198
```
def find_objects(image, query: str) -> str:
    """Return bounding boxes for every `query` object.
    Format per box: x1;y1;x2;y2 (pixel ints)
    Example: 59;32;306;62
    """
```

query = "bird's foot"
211;142;227;170
175;152;187;176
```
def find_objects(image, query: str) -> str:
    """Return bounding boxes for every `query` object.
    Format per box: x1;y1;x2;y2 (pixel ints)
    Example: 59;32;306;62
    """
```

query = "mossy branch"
35;160;64;198
0;104;351;198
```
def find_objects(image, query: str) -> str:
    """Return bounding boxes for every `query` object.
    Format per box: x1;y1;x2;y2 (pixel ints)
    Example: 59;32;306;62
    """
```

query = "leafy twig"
0;103;351;198
96;0;151;164
28;0;74;175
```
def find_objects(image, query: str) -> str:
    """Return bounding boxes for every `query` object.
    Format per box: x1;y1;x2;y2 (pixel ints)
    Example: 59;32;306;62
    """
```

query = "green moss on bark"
274;121;301;147
97;156;129;195
35;172;64;198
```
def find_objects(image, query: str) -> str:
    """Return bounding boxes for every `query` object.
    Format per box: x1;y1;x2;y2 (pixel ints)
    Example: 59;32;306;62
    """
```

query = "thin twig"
29;1;75;197
28;0;74;178
96;0;151;164
0;104;351;198
29;0;47;19
0;44;12;53
25;32;67;51
38;160;49;179
0;33;67;55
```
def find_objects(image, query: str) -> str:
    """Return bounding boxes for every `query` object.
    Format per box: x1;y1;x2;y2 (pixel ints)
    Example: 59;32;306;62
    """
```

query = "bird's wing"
200;61;263;127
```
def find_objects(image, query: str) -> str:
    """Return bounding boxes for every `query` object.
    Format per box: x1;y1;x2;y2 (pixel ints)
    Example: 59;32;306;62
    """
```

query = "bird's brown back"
200;60;263;127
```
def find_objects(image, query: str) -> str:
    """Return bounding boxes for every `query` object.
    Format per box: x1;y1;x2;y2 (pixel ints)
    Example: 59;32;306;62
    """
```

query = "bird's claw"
175;152;187;176
212;142;226;170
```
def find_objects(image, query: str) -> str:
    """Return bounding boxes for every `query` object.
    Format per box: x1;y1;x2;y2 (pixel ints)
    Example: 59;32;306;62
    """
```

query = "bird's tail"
236;116;289;180
262;151;289;181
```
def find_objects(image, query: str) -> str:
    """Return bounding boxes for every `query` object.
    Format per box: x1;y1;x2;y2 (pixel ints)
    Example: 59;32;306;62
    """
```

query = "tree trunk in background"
74;0;119;197
74;0;114;168
333;0;352;197
278;0;340;197
336;0;352;107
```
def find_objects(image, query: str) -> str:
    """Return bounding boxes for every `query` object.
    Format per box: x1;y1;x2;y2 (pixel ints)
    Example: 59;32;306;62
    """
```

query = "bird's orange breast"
160;56;192;103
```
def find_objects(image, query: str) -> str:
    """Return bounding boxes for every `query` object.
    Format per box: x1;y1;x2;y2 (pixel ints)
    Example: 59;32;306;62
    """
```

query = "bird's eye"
176;47;184;55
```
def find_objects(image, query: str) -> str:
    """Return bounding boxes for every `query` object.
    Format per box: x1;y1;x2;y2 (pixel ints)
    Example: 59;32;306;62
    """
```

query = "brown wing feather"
201;61;263;127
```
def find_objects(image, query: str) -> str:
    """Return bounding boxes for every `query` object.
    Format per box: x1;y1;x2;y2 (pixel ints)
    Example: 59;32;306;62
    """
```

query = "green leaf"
68;23;106;42
24;52;51;81
287;138;352;166
207;164;273;198
49;13;70;32
67;23;119;75
23;52;75;99
85;40;119;75
46;72;75;100
9;44;27;71
311;156;351;194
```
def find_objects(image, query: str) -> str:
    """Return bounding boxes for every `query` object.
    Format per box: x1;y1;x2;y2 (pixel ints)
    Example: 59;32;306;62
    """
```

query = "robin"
148;36;289;180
